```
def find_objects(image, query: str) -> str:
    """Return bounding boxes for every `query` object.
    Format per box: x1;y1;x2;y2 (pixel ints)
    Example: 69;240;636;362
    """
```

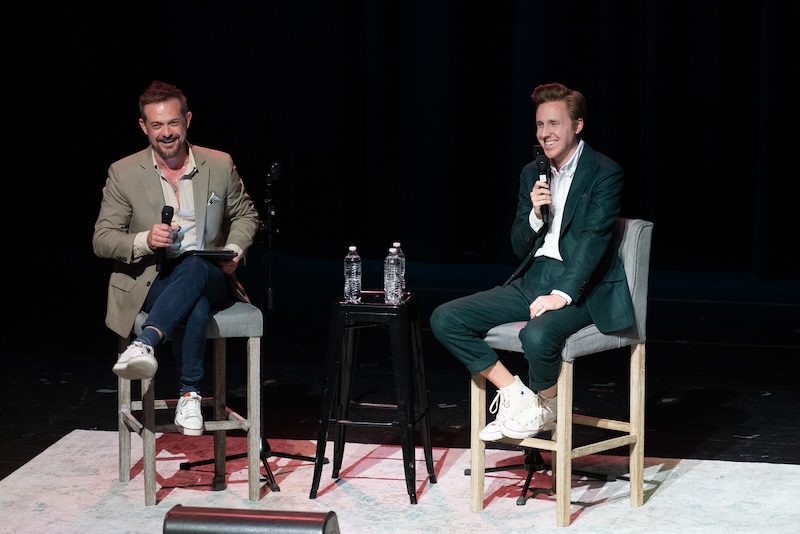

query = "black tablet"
185;249;237;262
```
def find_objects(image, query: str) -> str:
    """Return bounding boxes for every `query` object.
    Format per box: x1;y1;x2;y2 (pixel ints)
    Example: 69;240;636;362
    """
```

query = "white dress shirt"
528;139;585;304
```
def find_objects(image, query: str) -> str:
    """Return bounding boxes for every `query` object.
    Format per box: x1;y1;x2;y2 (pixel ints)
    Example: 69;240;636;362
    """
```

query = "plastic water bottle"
383;247;402;304
344;245;362;304
392;241;406;293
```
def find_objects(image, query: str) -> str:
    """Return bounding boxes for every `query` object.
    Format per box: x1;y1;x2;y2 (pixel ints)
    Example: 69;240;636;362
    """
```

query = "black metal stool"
309;290;437;504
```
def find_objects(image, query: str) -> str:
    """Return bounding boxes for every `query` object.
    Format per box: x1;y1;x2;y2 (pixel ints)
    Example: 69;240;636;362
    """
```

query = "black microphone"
156;205;174;272
266;162;283;185
534;145;550;224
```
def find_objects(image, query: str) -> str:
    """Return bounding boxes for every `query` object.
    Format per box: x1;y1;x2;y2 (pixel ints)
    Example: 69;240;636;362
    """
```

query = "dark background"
6;1;797;339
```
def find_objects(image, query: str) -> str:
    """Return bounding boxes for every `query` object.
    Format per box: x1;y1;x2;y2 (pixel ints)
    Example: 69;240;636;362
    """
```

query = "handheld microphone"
534;145;551;224
156;205;174;272
266;162;283;185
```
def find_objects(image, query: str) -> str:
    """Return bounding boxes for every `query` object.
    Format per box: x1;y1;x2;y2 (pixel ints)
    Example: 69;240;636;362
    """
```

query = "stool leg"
629;343;646;507
469;374;487;512
118;337;132;484
310;308;345;499
212;338;227;492
248;336;263;501
554;362;574;527
411;318;436;483
142;377;157;506
332;323;356;478
388;312;418;504
118;376;132;483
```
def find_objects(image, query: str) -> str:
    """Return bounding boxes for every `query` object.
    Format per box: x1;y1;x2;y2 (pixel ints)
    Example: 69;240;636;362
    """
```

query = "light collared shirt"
132;147;199;259
528;139;585;304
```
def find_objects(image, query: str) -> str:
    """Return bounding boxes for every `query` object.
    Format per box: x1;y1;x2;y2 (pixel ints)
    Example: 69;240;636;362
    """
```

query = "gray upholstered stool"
469;218;653;527
117;301;264;505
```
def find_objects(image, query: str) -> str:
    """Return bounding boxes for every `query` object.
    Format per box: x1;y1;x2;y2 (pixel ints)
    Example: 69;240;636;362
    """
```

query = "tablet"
184;249;237;262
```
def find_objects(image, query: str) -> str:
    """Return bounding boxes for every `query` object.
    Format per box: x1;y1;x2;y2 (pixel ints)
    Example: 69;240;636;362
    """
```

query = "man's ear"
185;111;193;128
574;118;584;135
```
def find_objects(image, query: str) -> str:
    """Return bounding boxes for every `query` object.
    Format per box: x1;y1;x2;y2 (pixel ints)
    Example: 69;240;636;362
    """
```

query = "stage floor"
2;258;799;482
2;430;799;533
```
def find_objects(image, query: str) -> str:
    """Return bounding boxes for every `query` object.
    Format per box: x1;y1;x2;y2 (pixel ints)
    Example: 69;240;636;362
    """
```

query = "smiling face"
138;98;192;164
535;100;583;171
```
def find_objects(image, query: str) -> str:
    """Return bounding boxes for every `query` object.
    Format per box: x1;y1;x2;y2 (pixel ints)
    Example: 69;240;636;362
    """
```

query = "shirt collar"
150;145;198;177
185;147;198;176
552;138;585;178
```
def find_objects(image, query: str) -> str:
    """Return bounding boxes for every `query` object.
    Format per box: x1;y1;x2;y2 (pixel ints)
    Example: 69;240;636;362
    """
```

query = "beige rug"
1;430;798;533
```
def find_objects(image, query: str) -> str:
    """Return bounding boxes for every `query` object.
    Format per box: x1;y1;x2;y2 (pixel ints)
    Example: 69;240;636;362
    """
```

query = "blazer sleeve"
509;161;543;259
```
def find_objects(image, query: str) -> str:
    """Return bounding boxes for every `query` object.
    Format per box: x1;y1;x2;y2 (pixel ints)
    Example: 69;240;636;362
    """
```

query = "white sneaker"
500;393;557;439
113;341;157;380
479;375;537;441
175;392;204;436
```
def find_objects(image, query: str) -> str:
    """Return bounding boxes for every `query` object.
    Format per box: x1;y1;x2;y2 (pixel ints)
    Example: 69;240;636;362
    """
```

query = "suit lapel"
560;144;597;230
192;150;209;248
135;148;167;223
505;143;598;286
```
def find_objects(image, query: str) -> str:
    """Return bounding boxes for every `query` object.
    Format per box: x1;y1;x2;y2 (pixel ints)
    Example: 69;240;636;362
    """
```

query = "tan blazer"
92;145;260;338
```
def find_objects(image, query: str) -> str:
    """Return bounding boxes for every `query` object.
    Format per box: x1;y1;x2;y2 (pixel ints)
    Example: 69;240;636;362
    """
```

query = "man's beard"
154;138;183;160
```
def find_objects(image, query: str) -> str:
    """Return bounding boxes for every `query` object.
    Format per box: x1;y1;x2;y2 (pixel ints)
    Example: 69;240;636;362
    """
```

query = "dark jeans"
429;257;592;391
142;255;229;395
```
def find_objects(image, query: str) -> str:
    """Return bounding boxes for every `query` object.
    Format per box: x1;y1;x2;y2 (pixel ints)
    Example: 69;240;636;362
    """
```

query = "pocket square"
208;192;221;205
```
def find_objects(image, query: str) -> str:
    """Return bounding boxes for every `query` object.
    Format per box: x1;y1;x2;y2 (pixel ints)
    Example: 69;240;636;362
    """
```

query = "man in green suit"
93;81;260;436
430;82;634;441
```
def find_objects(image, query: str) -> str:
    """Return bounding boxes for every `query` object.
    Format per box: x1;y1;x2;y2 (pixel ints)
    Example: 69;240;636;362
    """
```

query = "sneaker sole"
113;357;158;381
500;420;556;440
479;420;505;441
175;424;204;437
478;430;503;442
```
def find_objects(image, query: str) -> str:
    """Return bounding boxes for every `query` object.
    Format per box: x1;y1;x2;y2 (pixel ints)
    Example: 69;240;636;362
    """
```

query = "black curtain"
10;0;796;294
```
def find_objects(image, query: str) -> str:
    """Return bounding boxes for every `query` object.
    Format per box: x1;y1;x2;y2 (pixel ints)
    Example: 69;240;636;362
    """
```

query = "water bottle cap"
349;245;357;251
392;241;401;247
389;247;397;253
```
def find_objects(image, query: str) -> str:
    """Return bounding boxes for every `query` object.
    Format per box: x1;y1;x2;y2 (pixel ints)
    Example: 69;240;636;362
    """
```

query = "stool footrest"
352;401;399;409
121;409;143;434
122;410;250;435
203;420;250;432
330;419;398;428
131;396;220;412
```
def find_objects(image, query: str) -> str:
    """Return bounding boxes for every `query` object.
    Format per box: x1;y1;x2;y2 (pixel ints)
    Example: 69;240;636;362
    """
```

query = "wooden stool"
470;218;653;526
117;301;264;505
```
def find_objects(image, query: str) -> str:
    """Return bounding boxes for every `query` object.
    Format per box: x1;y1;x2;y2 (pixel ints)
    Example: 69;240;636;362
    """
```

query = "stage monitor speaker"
163;505;340;534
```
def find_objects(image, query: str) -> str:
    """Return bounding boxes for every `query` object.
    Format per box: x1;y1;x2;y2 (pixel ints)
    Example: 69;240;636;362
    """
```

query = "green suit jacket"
92;145;260;338
506;143;635;334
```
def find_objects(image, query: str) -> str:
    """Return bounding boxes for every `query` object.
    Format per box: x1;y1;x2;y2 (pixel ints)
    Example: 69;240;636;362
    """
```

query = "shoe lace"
489;390;510;416
179;394;202;418
130;341;152;355
539;393;557;413
488;391;501;415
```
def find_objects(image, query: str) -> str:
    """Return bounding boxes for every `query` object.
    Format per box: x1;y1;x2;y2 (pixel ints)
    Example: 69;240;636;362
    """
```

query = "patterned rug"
1;430;797;533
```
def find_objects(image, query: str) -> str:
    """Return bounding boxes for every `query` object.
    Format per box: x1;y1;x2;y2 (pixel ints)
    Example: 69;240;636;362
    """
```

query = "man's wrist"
550;289;572;305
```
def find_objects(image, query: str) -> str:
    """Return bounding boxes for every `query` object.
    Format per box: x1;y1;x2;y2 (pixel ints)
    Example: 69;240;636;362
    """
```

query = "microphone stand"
179;162;325;490
255;162;324;466
261;164;277;310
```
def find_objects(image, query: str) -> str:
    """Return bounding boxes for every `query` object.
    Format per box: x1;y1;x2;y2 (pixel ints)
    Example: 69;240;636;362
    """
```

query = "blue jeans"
142;255;230;395
429;257;592;391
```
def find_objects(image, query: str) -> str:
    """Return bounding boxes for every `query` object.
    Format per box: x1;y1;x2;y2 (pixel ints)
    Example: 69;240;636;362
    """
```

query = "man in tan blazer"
93;80;259;435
